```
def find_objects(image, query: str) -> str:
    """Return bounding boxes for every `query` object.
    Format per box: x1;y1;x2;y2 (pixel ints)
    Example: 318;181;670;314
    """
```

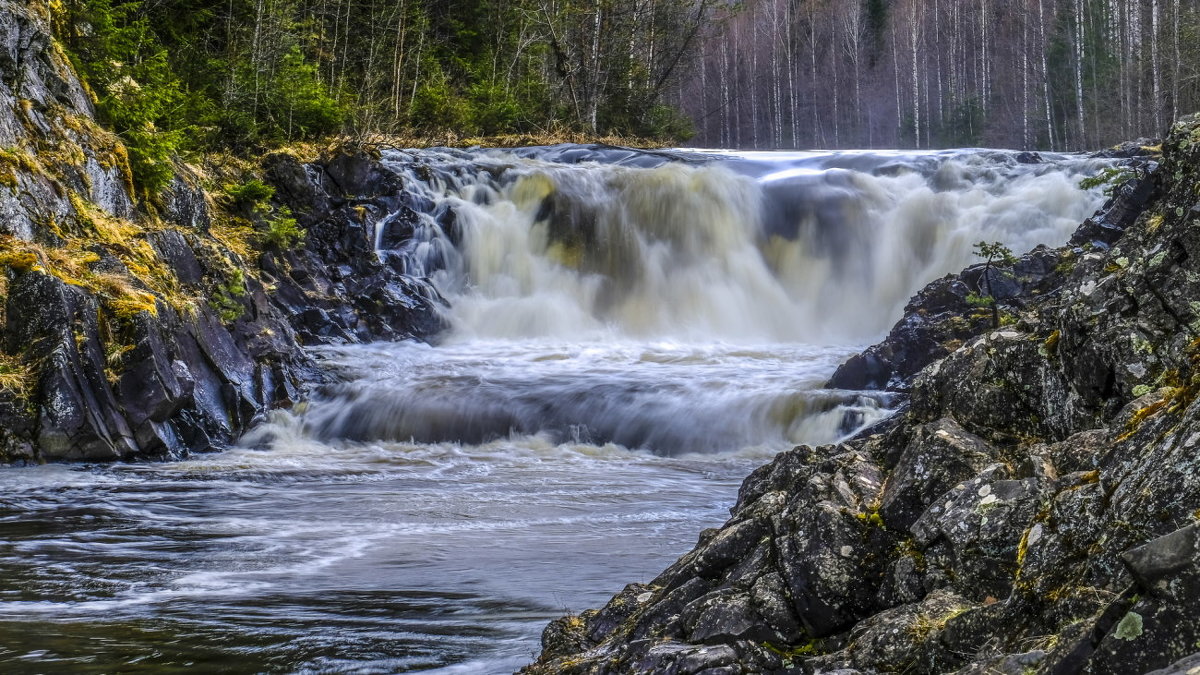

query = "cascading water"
305;146;1107;454
0;145;1111;672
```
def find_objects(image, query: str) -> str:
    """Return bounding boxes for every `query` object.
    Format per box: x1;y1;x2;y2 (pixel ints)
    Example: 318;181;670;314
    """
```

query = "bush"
261;208;303;249
63;0;186;194
225;179;276;212
1080;166;1138;196
468;82;522;136
271;46;346;139
122;124;182;195
410;67;473;133
212;267;247;323
641;104;696;142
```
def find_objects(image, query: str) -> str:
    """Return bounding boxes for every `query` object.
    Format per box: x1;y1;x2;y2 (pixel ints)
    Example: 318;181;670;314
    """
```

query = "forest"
55;0;712;193
689;0;1200;150
54;0;1200;194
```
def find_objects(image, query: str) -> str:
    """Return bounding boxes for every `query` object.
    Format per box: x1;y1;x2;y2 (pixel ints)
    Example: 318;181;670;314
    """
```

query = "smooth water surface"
0;340;866;673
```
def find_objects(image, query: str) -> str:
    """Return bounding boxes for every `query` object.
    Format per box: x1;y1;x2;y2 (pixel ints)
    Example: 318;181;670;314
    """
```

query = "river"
0;146;1108;673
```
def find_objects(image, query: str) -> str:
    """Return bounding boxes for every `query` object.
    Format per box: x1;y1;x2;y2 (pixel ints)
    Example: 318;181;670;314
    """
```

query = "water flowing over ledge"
297;145;1110;456
380;146;1108;345
0;141;1115;673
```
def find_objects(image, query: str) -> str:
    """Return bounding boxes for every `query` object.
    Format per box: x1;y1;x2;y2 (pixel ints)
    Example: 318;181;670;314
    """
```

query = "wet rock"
527;119;1200;674
148;230;205;285
827;275;989;391
806;589;972;673
160;171;213;231
0;1;450;465
265;152;447;346
910;470;1043;600
878;417;997;531
1148;652;1200;675
1122;523;1200;591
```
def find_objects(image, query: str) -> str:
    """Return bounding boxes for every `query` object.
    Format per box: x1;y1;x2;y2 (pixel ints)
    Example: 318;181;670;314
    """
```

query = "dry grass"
319;129;674;154
208;217;257;261
0;353;32;397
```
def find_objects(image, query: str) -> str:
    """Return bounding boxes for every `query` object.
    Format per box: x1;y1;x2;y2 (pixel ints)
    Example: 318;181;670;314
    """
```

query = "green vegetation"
1080;166;1138;196
53;0;712;196
262;208;303;249
223;179;304;250
212;267;248;323
225;180;277;211
0;353;31;397
972;241;1018;330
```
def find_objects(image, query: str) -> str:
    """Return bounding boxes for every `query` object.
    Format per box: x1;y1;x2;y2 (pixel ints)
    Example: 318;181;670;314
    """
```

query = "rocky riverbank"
7;1;1200;670
522;122;1200;674
0;0;443;462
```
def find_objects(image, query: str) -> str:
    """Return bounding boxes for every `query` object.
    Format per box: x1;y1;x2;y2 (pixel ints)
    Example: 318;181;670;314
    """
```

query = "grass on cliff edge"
266;130;675;156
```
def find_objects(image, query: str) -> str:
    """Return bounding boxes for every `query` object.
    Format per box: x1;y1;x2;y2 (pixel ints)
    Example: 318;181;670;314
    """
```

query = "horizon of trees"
681;0;1200;151
51;0;1200;195
55;0;718;191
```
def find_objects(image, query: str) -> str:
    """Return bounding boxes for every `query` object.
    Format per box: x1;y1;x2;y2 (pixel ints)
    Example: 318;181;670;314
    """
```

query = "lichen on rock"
524;117;1200;674
0;2;445;463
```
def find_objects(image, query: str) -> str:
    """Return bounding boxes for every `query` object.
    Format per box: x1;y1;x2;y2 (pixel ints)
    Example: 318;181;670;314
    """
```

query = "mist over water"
0;146;1110;672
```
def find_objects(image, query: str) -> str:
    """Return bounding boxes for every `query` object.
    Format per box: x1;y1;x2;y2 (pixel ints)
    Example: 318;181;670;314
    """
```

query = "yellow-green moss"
909;604;970;642
1043;330;1061;354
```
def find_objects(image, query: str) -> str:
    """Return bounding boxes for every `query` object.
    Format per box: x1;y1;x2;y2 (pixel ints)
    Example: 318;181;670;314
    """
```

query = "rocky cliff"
523;122;1200;674
0;1;442;463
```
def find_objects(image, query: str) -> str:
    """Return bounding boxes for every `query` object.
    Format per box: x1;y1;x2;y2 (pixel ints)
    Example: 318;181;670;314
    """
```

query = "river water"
0;147;1108;673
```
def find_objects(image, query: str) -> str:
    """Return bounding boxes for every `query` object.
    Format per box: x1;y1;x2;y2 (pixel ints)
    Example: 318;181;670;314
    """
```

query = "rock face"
0;2;443;463
524;120;1200;674
261;151;447;345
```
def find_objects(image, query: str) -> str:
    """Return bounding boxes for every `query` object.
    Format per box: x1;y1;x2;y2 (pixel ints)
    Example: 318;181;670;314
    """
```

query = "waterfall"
375;146;1110;344
296;145;1109;454
0;145;1120;673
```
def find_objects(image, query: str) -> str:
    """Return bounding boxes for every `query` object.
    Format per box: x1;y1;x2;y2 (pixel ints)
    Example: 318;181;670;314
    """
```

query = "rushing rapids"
0;146;1111;672
308;145;1109;454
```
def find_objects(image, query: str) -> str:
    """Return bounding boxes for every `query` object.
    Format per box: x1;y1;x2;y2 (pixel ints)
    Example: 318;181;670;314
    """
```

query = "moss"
0;167;17;190
0;247;42;273
1016;529;1031;569
941;338;964;353
59;193;194;313
102;290;158;319
208;216;258;261
103;340;134;385
763;638;823;662
1054;253;1077;275
0;145;44;178
0;353;32;397
1043;330;1061;355
1120;400;1167;440
856;510;885;529
909;604;970;642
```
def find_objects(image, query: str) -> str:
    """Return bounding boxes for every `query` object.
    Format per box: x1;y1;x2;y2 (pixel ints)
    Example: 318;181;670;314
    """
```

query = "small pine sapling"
971;241;1018;329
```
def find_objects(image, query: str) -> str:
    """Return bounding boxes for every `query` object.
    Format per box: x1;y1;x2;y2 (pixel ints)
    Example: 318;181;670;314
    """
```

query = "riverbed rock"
525;116;1200;674
0;2;444;463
